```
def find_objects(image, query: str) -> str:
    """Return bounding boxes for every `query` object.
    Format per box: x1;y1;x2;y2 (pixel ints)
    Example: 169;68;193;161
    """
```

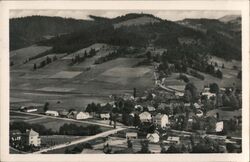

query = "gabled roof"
167;136;180;141
147;133;159;139
26;129;39;136
45;110;59;114
154;113;167;120
139;111;151;118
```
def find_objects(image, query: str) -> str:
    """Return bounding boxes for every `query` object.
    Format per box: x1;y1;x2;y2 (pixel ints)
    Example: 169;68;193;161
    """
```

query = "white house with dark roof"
126;132;138;140
23;129;41;147
146;133;160;143
154;113;169;128
100;113;110;120
74;111;91;120
45;110;59;116
139;112;152;122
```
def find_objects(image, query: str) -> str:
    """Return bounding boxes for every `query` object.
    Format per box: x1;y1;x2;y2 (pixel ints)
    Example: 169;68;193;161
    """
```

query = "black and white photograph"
0;0;249;162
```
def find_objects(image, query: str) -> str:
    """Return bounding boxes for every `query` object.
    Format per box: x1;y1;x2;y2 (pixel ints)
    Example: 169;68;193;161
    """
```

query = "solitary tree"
43;102;49;112
33;63;37;70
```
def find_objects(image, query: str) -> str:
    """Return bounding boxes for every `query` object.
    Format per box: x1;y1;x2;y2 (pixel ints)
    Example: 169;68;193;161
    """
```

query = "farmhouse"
45;110;59;116
67;111;78;118
20;106;37;113
135;105;143;111
146;133;160;143
59;109;69;117
147;106;156;112
216;121;224;132
194;103;201;109
164;136;180;144
74;112;91;120
139;112;152;123
154;113;169;128
196;109;204;117
23;129;41;147
126;132;138;140
202;88;216;99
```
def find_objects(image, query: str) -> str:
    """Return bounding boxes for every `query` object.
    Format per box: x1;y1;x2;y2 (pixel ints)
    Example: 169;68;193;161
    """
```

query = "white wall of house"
28;135;41;147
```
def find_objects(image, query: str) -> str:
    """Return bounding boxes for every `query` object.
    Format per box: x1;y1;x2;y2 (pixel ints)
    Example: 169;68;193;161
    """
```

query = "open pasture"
62;43;108;60
208;56;241;70
49;71;82;79
27;117;111;132
10;112;39;121
102;67;151;78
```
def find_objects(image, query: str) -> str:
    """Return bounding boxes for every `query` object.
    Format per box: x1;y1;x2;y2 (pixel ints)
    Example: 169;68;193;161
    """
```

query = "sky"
9;10;241;21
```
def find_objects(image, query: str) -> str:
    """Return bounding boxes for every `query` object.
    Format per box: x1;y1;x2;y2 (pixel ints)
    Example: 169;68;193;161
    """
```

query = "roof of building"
126;132;138;136
45;110;59;114
167;136;180;141
154;113;167;120
147;133;160;140
59;110;69;115
139;112;151;118
26;129;39;137
147;106;156;112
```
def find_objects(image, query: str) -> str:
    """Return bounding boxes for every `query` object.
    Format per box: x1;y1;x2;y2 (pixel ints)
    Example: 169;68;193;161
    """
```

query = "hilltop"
10;13;241;60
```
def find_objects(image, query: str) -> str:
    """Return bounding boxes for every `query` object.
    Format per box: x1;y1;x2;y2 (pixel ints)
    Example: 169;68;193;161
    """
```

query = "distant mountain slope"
113;16;161;29
10;16;95;50
219;15;241;23
11;13;242;61
176;18;241;59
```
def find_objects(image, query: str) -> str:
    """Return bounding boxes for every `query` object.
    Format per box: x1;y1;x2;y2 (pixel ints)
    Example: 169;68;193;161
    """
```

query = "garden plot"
49;71;82;79
41;135;82;146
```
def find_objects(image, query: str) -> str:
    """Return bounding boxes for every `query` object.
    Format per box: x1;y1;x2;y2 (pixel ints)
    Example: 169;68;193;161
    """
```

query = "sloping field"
102;67;151;77
49;71;82;79
10;45;52;66
63;43;108;60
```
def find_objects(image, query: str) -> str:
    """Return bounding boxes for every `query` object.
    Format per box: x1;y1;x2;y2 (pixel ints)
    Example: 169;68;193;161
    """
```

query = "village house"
139;112;152;123
23;129;41;147
59;109;69;117
164;136;180;144
67;110;78;118
147;106;156;112
215;121;224;132
202;87;216;99
154;113;169;128
135;105;143;111
147;133;160;143
100;113;110;120
45;110;59;116
126;132;138;140
74;111;91;120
